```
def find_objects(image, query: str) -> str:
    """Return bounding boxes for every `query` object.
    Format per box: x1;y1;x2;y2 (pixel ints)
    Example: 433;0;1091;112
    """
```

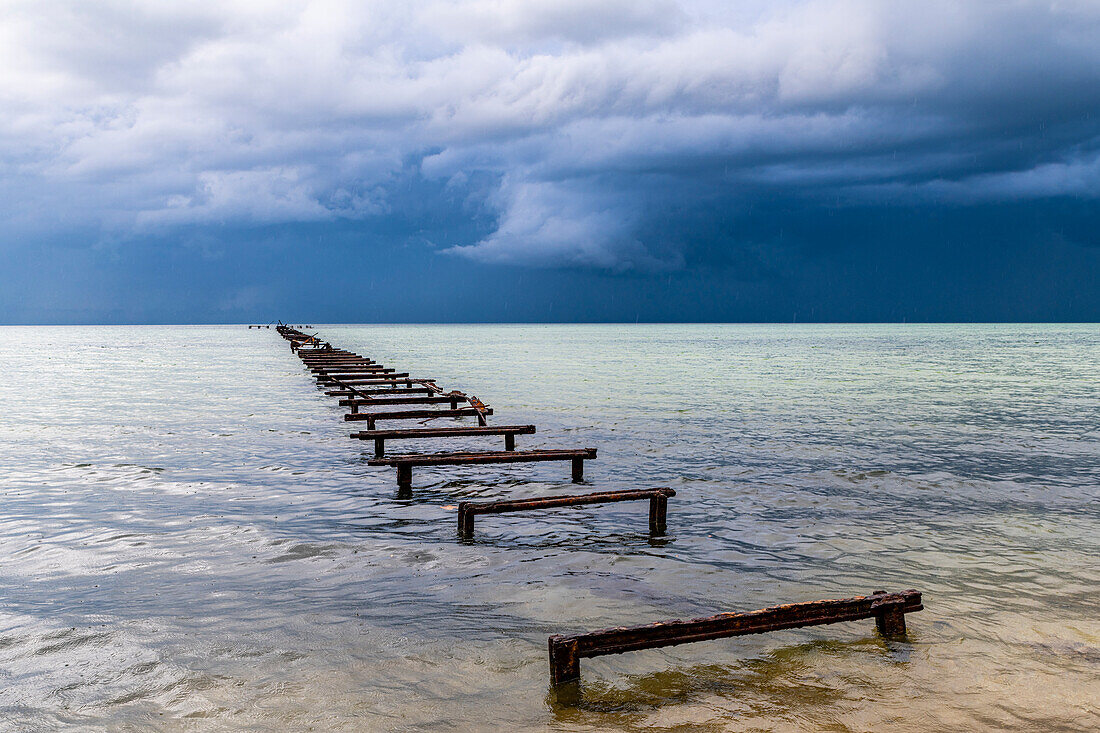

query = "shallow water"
0;324;1097;731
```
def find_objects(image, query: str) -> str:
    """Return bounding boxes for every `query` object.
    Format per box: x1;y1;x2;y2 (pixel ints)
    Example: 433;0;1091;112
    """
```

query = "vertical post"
457;503;475;536
350;401;359;414
450;398;459;410
571;458;584;483
548;636;581;685
649;493;668;535
366;417;376;431
397;464;412;490
876;605;907;637
505;433;516;451
374;438;385;459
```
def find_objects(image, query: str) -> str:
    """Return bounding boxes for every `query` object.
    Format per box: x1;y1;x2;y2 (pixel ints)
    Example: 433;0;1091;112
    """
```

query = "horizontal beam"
319;373;409;382
346;407;492;428
458;487;673;536
325;377;424;386
311;366;390;373
351;425;535;440
303;358;375;364
326;387;434;396
352;424;536;457
300;356;367;363
370;447;597;489
339;396;458;407
548;590;923;685
370;447;595;466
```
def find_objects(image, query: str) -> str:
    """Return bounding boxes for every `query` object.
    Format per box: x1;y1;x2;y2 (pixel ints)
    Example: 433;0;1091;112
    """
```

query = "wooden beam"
350;424;536;457
458;488;674;536
326;387;434;397
345;407;493;429
548;590;923;686
369;447;596;489
318;373;409;382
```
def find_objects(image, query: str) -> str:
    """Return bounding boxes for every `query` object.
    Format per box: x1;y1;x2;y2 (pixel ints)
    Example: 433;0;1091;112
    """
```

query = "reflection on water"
0;324;1097;731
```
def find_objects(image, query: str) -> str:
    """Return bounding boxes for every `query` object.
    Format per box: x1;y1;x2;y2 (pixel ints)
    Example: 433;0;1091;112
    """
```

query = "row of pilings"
268;324;923;691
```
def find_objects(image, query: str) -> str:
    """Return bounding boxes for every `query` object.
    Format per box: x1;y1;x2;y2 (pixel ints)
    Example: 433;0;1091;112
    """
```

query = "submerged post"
571;457;584;482
457;502;475;536
397;464;412;489
649;493;668;534
548;636;581;685
873;589;907;637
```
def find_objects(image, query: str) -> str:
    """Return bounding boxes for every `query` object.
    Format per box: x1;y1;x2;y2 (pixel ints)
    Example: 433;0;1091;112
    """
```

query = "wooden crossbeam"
303;358;374;365
300;356;365;363
326;387;434;397
317;371;404;382
310;366;390;373
368;447;597;488
458;487;674;537
350;424;536;457
345;407;492;429
548;590;923;685
341;394;464;414
325;376;423;387
340;395;458;407
319;372;409;382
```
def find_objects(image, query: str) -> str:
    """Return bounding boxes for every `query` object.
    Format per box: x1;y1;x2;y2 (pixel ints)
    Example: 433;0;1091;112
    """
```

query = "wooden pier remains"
266;324;923;695
548;590;923;685
352;425;536;458
369;447;597;489
458;488;674;537
346;407;492;428
274;325;597;491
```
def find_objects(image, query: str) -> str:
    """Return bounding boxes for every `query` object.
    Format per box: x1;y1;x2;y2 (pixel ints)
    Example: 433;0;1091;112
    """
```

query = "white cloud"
0;0;1098;267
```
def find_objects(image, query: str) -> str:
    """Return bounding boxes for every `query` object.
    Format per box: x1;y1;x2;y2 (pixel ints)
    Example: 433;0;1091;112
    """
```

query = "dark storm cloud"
0;1;1098;322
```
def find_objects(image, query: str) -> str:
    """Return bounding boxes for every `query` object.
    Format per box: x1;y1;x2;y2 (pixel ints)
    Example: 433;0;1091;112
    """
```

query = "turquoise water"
0;324;1097;731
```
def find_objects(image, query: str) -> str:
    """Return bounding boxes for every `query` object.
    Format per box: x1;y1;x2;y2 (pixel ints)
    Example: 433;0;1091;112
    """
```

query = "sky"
1;0;1099;324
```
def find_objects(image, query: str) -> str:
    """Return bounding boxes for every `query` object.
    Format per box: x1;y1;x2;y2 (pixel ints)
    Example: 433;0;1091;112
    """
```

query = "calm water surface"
0;324;1097;731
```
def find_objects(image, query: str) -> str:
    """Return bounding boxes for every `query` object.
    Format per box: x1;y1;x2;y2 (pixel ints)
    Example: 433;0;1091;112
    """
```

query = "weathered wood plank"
326;387;434;397
350;424;535;457
339;396;457;407
548;590;923;685
458;487;673;536
369;448;597;488
345;407;492;429
319;373;409;381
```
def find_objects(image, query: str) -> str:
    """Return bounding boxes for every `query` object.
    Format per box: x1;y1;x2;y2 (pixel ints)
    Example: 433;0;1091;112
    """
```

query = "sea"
0;324;1097;731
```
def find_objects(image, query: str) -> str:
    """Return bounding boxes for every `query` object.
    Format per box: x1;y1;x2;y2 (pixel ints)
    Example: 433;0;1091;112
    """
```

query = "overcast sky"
2;0;1099;323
